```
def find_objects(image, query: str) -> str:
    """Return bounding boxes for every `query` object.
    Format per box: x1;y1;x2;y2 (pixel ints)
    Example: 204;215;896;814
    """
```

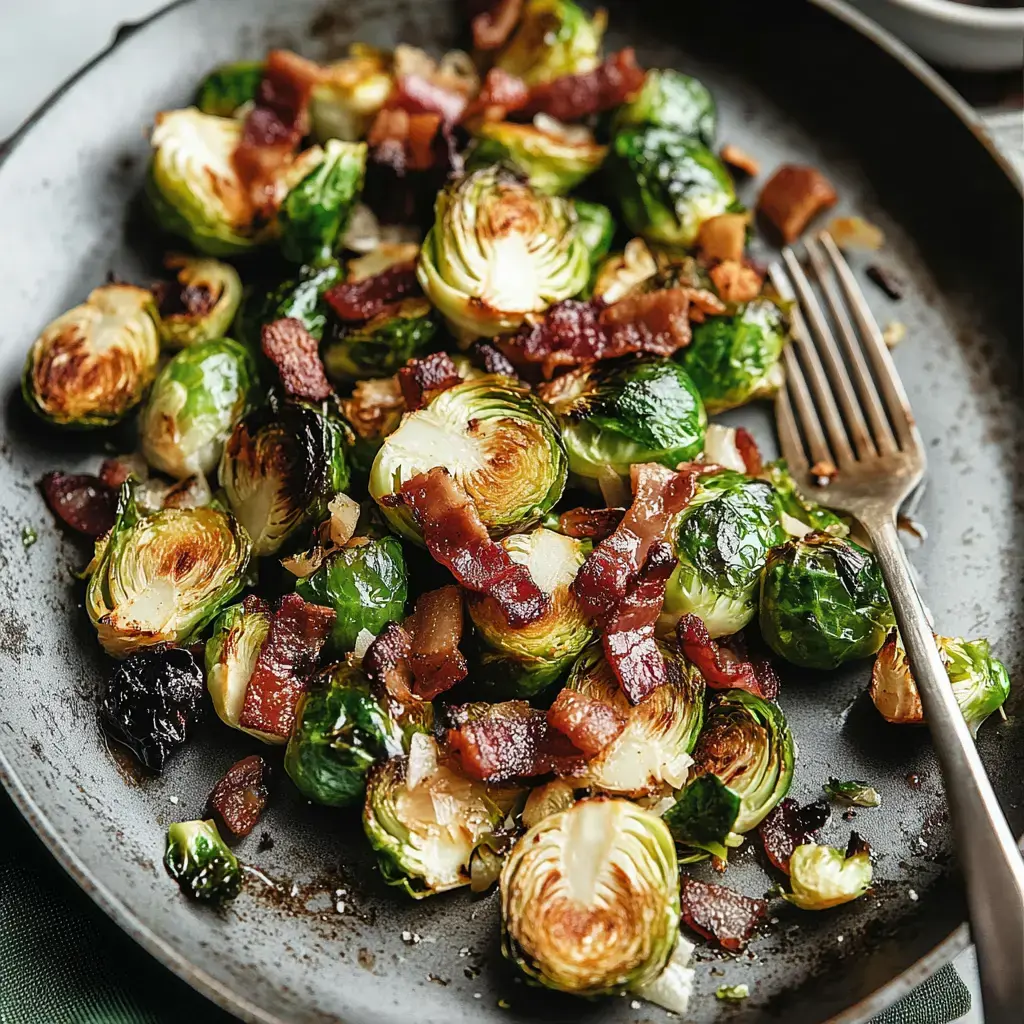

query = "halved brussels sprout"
764;459;849;539
417;167;591;342
370;376;567;542
220;403;350;556
140;337;259;480
236;261;343;350
323;298;437;382
157;255;244;349
86;487;251;658
495;0;605;86
295;535;408;656
783;837;873;910
660;470;786;638
759;534;894;670
545;357;706;486
500;797;680;994
195;61;263;117
468;527;593;698
608;127;737;248
870;631;1010;737
574;199;615;268
309;48;393;143
468;119;607;196
285;662;429;807
566;642;704;798
689;689;795;833
363;748;503;897
680;298;788;414
612;70;717;146
592;238;659;304
278;139;367;265
23;285;160;429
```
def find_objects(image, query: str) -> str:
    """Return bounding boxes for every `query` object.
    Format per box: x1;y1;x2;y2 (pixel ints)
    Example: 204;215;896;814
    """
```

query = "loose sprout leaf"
165;819;242;903
546;688;626;756
757;796;831;874
823;778;882;808
675;615;779;700
208;754;271;837
40;471;117;538
716;984;750;1002
679;877;768;951
663;774;741;849
262;318;333;402
195;60;264;117
783;835;873;911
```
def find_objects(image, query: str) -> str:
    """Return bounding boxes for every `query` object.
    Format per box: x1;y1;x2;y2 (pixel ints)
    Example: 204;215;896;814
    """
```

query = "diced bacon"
758;797;831;874
709;260;763;303
547;689;626;757
734;426;764;477
472;340;520;379
325;262;420;322
758;164;838;244
405;585;468;700
460;67;531;124
261;318;333;402
363;620;431;727
207;754;270;838
397;352;462;411
40;471;118;539
557;506;625;541
675;614;780;700
697;213;748;264
600;287;708;356
679;877;768;951
517;49;646;123
472;0;523;50
720;144;760;177
391;75;468;123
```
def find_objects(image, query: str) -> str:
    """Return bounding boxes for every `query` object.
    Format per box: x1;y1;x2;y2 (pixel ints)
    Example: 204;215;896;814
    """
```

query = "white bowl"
850;0;1024;69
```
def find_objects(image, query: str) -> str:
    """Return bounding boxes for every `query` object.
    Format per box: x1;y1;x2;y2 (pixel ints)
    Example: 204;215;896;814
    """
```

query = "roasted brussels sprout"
783;836;873;910
495;0;605;85
285;662;428;807
323;299;437;382
608;127;737;248
86;487;250;658
220;403;350;556
237;260;343;349
545;357;706;486
278;139;367;265
870;631;1010;737
500;798;680;994
157;255;243;349
690;690;795;833
565;642;704;798
195;61;263;117
23;285;160;428
308;48;393;143
363;744;503;897
764;459;849;539
164;819;242;902
468;527;593;697
295;535;408;656
661;470;786;637
680;298;788;414
206;598;272;738
468;119;607;195
417;167;591;341
612;70;716;146
592;237;658;304
663;773;741;858
759;534;894;670
140;337;259;480
574;199;615;267
370;377;567;542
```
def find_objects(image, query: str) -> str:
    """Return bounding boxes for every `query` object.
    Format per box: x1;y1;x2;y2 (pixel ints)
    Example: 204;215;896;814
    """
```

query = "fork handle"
867;514;1024;1021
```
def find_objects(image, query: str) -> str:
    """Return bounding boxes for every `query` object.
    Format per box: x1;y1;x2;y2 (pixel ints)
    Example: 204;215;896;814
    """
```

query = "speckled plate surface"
0;1;1021;1022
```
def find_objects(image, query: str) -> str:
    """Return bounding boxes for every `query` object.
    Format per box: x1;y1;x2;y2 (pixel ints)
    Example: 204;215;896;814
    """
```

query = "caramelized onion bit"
709;260;763;304
472;0;524;50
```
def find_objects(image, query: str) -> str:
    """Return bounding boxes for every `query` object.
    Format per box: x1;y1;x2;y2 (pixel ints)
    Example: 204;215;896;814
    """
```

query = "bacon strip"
325;262;420;322
602;542;677;705
363;620;416;708
572;464;697;627
547;689;626;757
472;0;523;50
262;318;333;402
208;755;270;838
391;75;468;124
679;877;768;951
239;594;335;740
758;798;831;875
40;471;117;538
460;67;531;124
676;614;780;700
517;49;646;123
734;426;764;477
447;700;585;783
558;506;625;541
405;585;468;700
395;468;550;628
397;352;462;411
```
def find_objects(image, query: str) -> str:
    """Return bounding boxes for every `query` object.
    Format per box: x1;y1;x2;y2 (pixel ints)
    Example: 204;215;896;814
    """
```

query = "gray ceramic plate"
0;1;1021;1022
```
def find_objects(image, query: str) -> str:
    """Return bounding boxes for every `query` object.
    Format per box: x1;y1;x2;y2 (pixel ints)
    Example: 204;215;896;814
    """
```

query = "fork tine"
805;236;899;455
818;232;922;453
780;341;834;471
774;377;810;478
776;251;855;467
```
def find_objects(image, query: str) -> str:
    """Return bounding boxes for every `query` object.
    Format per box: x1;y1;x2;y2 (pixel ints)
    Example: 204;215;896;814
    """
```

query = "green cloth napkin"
0;789;970;1024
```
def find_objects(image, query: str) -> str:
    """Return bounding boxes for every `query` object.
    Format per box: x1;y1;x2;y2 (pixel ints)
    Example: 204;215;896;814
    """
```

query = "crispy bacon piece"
602;542;677;705
557;506;625;541
368;108;444;170
391;75;468;124
758;164;838;244
512;300;604;378
40;471;117;539
758;798;831;874
472;0;523;50
397;352;462;411
261;318;333;402
601;287;707;356
734;426;764;477
675;614;780;700
720;144;760;177
547;689;626;757
447;700;585;782
238;594;335;740
709;260;763;304
405;585;468;700
208;755;270;838
325;262;420;322
461;67;530;124
98;457;137;490
573;464;697;627
473;340;520;379
517;49;646;123
363;620;419;714
679;877;768;952
396;468;550;628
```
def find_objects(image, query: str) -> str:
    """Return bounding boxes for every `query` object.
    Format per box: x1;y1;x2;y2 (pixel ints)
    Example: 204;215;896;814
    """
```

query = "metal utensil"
769;231;1024;1022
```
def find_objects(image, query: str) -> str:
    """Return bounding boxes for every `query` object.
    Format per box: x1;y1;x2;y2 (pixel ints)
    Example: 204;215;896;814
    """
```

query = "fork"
769;232;1024;1022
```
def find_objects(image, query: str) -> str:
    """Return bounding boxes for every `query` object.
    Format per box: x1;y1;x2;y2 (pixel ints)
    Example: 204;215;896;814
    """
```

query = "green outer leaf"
612;69;717;146
295;536;408;656
759;535;894;670
783;842;872;910
164;819;241;902
663;774;741;847
236;261;344;350
764;459;849;538
323;300;437;382
573;200;615;266
823;778;882;808
140;337;259;479
942;635;1011;736
195;61;264;117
